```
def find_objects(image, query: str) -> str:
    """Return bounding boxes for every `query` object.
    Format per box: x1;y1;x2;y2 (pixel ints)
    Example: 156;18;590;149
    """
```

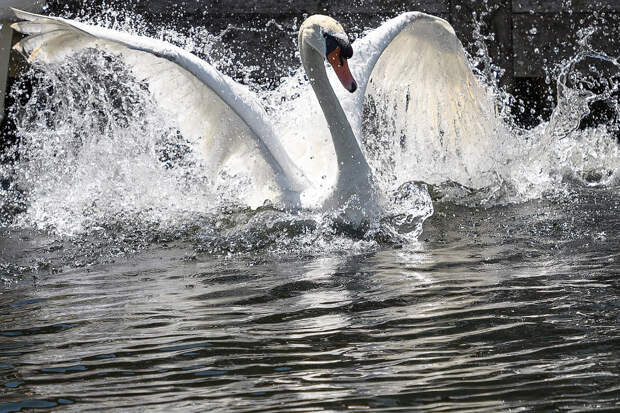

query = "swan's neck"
300;43;373;200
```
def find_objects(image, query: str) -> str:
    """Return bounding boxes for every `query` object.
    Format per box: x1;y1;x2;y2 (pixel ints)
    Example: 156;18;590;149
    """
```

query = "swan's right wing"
347;13;503;188
10;9;307;202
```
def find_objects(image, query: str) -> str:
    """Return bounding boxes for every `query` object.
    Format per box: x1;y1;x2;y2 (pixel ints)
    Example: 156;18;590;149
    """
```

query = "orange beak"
327;48;357;93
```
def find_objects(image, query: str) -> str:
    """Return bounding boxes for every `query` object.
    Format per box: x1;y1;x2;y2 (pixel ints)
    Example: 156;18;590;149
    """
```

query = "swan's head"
299;15;357;93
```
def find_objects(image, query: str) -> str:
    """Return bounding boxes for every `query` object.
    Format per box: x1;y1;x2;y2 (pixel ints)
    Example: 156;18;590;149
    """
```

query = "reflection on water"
1;188;618;412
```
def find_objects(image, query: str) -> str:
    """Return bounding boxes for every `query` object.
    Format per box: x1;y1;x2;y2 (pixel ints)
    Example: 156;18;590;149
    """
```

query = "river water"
1;5;619;413
1;186;619;412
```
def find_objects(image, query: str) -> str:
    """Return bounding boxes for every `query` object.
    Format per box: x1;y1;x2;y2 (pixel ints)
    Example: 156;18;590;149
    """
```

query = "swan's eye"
324;32;353;61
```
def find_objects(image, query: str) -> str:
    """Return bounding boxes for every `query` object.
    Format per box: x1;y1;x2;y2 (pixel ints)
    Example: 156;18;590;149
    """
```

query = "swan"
9;8;496;212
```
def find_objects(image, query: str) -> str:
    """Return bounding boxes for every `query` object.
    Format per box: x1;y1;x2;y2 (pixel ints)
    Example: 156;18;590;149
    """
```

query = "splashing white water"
1;8;617;254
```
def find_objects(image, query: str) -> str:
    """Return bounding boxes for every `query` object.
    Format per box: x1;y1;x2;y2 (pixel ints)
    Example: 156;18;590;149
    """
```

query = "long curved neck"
300;42;372;196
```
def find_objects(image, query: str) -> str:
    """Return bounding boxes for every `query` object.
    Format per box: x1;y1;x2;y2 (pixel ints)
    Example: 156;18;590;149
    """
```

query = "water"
1;189;618;412
1;5;619;412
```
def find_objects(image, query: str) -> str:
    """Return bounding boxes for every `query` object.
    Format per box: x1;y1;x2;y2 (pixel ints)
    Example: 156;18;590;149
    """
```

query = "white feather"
11;8;308;208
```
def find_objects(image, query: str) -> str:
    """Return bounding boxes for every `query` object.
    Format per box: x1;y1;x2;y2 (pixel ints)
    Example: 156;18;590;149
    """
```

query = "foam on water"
0;7;618;257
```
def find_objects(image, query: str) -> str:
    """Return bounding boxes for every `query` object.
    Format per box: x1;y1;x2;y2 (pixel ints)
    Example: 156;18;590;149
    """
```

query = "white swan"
10;9;495;211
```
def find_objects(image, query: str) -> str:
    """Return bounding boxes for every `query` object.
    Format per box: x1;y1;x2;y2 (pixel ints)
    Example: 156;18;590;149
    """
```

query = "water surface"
2;188;618;412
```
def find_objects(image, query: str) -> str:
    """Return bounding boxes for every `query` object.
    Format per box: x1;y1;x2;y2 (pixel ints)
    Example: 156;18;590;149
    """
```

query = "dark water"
1;187;618;412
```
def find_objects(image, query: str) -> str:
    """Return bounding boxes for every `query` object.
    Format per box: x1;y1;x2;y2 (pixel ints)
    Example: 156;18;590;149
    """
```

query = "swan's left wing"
10;8;308;204
344;13;503;188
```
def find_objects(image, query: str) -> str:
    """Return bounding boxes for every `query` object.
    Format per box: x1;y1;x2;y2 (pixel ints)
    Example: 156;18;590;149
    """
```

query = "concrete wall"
0;24;12;125
1;1;46;123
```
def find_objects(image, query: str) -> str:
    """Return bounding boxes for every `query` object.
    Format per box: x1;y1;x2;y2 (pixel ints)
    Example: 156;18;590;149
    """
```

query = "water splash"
507;25;620;199
1;7;617;259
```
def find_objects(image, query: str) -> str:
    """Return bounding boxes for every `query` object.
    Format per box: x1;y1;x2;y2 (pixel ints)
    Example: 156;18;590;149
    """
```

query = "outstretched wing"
10;8;307;199
346;12;503;188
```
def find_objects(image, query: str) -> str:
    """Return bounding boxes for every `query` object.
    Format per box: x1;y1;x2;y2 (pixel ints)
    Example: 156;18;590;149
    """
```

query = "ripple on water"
1;190;618;412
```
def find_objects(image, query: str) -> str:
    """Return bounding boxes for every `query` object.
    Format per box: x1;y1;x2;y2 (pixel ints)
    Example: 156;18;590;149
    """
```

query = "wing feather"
10;8;307;202
349;13;503;188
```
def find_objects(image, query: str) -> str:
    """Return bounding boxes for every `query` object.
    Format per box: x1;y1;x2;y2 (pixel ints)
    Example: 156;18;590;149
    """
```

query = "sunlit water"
1;6;619;412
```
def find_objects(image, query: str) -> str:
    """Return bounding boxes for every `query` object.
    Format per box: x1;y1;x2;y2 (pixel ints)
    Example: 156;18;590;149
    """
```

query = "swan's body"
10;9;497;212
